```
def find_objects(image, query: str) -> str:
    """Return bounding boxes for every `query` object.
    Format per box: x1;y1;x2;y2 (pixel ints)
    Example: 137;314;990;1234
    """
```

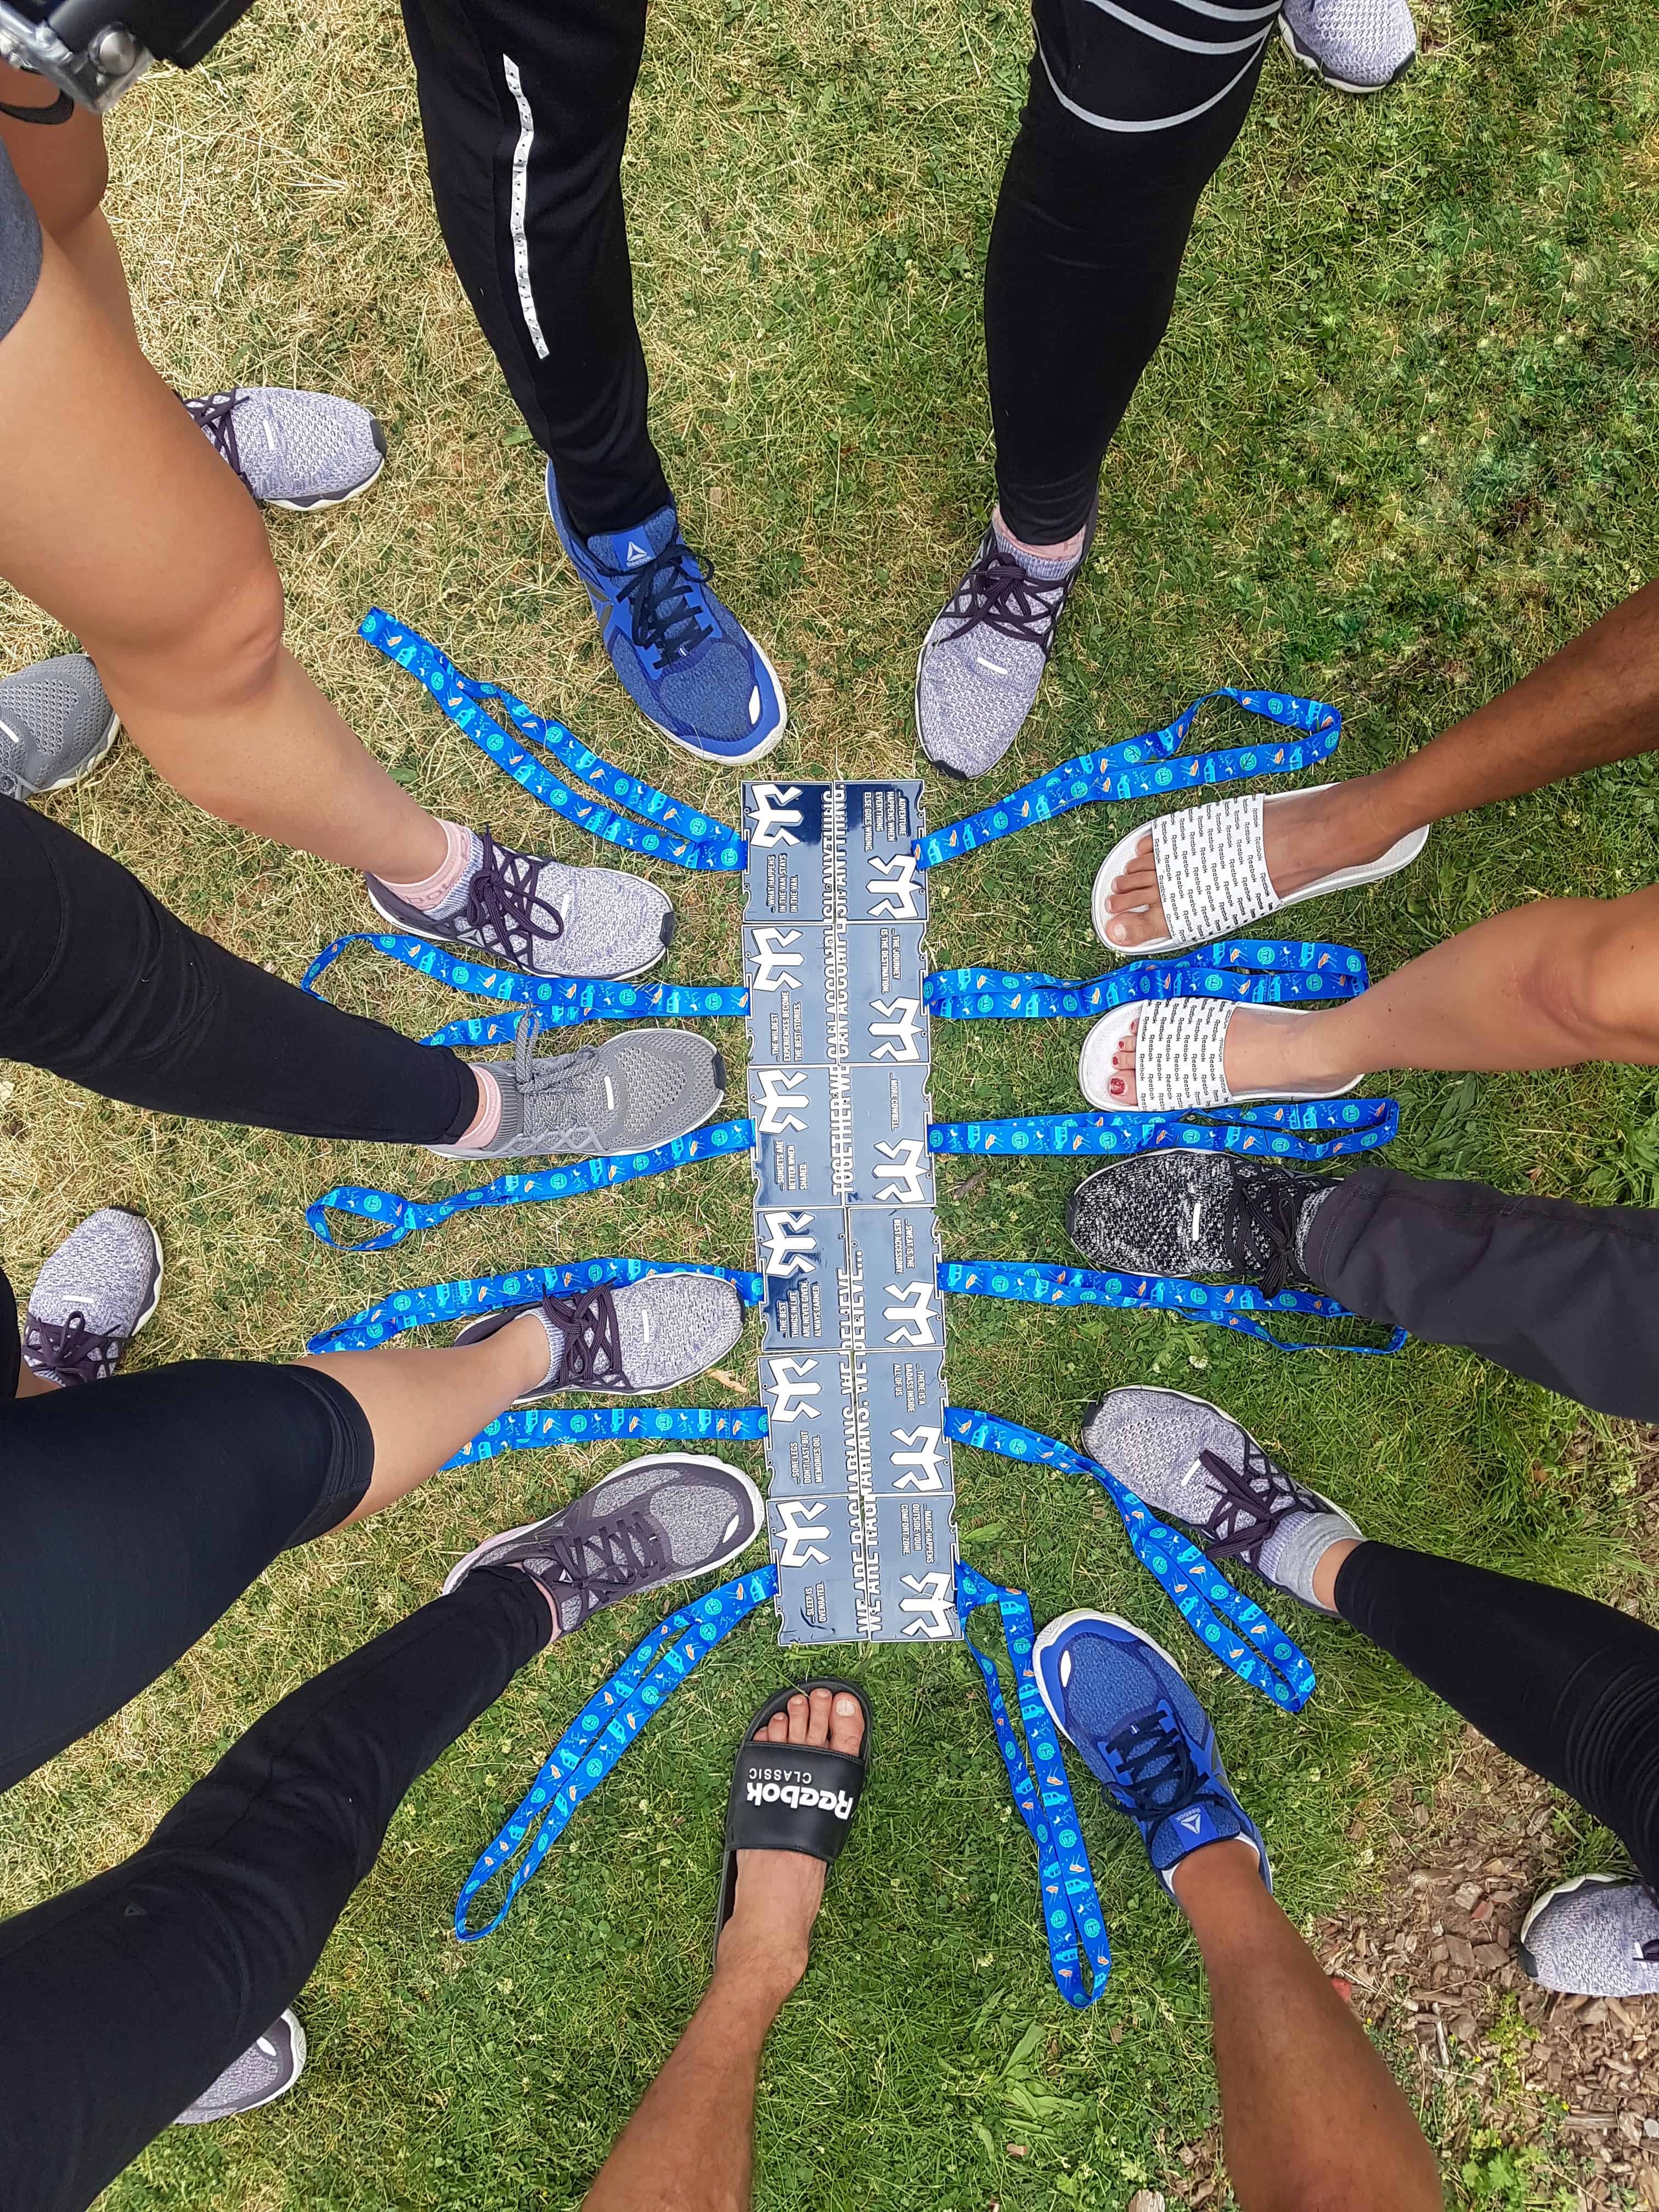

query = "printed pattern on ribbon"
362;609;746;871
448;1403;768;1471
917;690;1341;870
948;1413;1316;1709
301;932;747;1049
956;1560;1111;2007
929;1097;1399;1165
455;1567;779;1940
925;937;1368;1022
940;1260;1408;1356
305;1256;764;1356
306;1119;757;1250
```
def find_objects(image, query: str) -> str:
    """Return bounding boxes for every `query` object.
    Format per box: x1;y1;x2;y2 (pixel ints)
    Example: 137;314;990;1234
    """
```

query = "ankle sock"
992;508;1086;580
450;1061;524;1154
381;820;479;914
1259;1504;1364;1613
1293;1184;1338;1273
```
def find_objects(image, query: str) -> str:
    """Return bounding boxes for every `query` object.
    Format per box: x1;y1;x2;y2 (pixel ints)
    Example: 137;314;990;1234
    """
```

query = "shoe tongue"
586;504;678;573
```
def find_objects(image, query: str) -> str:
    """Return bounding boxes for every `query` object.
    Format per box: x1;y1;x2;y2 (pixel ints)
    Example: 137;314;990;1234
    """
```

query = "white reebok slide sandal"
1077;997;1364;1114
1090;785;1429;958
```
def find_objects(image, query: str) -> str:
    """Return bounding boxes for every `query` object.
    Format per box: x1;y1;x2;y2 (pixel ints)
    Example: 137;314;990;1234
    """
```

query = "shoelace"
1222;1170;1327;1300
1104;1705;1228;1836
544;1284;630;1391
454;831;567;968
531;1507;667;1625
937;538;1072;653
23;1308;121;1385
183;390;246;478
506;1011;600;1147
1193;1443;1328;1570
615;539;718;668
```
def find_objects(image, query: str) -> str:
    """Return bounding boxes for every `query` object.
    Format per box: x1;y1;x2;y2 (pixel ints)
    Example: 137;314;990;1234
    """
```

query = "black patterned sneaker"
367;827;674;984
185;387;387;510
455;1272;745;1402
441;1453;765;1634
174;2011;306;2124
23;1208;163;1386
0;653;120;799
433;1017;725;1159
1518;1876;1659;1998
1080;1387;1363;1610
1065;1152;1339;1299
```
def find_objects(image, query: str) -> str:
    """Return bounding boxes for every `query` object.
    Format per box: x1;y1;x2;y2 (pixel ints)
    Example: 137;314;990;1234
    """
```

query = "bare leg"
0;66;134;336
1103;578;1659;947
1172;1839;1441;2212
583;1688;865;2212
0;229;446;880
1105;884;1659;1102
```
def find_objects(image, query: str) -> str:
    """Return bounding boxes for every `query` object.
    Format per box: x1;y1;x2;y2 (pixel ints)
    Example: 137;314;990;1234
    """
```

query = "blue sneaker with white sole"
1034;1609;1272;1898
546;469;787;767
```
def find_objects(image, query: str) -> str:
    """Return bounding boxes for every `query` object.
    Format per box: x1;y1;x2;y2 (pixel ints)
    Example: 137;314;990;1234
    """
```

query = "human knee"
109;555;287;718
1530;898;1659;1063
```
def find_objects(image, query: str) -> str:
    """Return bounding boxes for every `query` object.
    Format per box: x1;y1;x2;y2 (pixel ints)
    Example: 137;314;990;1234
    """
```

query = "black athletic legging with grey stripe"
402;0;1279;541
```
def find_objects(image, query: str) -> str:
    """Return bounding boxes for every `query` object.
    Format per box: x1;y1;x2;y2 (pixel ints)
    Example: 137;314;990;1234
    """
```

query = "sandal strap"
1133;997;1235;1112
723;1739;866;1863
1151;794;1276;946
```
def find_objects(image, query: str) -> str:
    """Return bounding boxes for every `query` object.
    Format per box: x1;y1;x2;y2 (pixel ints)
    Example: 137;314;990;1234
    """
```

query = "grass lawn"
3;0;1658;2204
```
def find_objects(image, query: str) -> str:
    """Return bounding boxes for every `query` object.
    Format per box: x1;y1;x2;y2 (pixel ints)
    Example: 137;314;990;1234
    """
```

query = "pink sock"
381;820;477;913
452;1064;503;1150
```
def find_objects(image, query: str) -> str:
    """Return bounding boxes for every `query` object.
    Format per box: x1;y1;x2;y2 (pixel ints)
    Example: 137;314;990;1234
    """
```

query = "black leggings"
0;798;477;1146
404;0;1277;541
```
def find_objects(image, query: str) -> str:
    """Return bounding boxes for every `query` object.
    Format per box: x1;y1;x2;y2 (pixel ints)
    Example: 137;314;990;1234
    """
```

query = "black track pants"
1304;1166;1659;1421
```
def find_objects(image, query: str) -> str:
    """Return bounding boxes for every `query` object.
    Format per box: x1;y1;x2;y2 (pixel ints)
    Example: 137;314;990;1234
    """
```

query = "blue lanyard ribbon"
917;689;1341;870
941;1260;1407;1355
948;1412;1316;1709
449;1403;767;1471
925;938;1368;1021
306;1118;757;1250
956;1560;1111;2006
929;1097;1399;1164
362;609;746;871
454;1566;780;1940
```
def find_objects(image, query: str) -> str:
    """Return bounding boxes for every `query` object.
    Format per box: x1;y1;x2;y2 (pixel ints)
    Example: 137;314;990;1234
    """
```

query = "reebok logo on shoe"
624;540;652;567
746;1775;855;1820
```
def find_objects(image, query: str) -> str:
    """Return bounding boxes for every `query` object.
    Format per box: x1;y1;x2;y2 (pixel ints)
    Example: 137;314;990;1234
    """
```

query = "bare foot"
715;1688;865;2005
1099;782;1410;951
1097;1007;1362;1107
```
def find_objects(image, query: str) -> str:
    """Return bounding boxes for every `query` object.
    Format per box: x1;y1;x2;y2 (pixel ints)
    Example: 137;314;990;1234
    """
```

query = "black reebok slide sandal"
713;1680;872;1961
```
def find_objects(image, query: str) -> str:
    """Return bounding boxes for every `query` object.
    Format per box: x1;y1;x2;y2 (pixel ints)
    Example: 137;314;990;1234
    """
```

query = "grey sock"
992;514;1082;583
1294;1184;1338;1272
1257;1505;1365;1613
528;1306;567;1391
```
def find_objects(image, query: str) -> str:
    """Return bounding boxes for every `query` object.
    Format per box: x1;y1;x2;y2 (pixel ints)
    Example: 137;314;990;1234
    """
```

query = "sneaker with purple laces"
915;503;1096;780
185;387;387;510
23;1207;163;1387
454;1272;744;1402
366;826;674;983
441;1453;765;1633
547;470;786;767
1080;1387;1364;1611
1035;1607;1272;1897
174;2011;306;2124
1518;1875;1659;1999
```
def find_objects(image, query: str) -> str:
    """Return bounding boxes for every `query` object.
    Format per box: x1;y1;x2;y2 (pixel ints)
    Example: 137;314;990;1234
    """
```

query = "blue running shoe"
546;469;787;767
1034;1609;1272;1898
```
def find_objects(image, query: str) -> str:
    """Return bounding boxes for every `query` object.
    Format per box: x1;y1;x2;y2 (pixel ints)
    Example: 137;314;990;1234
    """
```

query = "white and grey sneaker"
1518;1875;1659;1998
454;1272;745;1401
915;504;1096;780
23;1207;163;1387
442;1453;765;1633
1279;0;1416;93
174;2011;306;2124
1080;1386;1363;1610
185;387;387;510
367;827;675;984
435;1015;724;1159
0;653;120;799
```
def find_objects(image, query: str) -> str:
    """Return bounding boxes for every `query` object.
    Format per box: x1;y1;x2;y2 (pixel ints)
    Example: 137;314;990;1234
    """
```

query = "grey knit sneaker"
185;387;387;510
915;504;1095;780
1080;1387;1363;1610
454;1272;745;1401
0;653;120;798
23;1208;163;1386
1518;1876;1659;1998
366;827;674;983
174;2011;306;2124
441;1453;765;1631
436;1015;724;1159
1279;0;1416;93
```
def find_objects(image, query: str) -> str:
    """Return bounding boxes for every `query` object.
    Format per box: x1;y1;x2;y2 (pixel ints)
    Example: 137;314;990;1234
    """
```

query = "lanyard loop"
455;1566;779;1941
448;1403;768;1471
917;689;1341;870
929;1097;1399;1164
956;1560;1111;2007
940;1260;1408;1355
362;610;746;871
925;937;1368;1022
948;1413;1316;1709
